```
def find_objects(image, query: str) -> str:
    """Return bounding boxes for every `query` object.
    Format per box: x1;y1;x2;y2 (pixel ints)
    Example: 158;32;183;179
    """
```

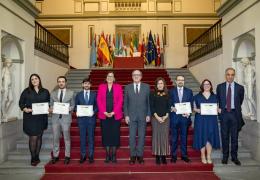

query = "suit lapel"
222;83;226;106
174;88;180;103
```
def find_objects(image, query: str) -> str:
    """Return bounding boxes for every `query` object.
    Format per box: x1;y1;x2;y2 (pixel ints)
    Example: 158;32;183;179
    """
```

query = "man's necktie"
226;84;231;112
59;90;63;118
85;91;89;104
135;84;139;94
178;88;183;103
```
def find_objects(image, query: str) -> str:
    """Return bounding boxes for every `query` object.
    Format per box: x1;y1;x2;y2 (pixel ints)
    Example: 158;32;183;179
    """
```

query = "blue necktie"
85;91;89;104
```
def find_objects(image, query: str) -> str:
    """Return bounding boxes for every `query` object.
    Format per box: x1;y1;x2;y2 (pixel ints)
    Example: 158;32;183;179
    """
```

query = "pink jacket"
97;83;123;120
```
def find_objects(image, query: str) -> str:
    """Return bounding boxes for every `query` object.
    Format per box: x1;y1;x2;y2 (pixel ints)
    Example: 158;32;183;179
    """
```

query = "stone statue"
240;57;257;120
1;58;13;123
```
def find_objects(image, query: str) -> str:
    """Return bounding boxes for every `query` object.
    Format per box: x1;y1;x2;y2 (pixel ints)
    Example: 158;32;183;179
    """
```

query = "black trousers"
221;110;238;160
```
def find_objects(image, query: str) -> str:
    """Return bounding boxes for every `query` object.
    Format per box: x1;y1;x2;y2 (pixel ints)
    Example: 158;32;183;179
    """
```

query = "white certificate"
175;102;192;114
53;102;70;115
201;103;218;115
32;103;49;115
77;105;94;117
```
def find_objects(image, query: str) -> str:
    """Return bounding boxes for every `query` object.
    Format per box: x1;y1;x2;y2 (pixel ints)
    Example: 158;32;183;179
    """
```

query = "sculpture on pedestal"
240;57;257;120
1;58;13;123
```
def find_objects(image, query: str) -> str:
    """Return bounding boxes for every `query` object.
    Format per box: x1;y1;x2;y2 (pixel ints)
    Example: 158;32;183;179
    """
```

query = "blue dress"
193;93;220;150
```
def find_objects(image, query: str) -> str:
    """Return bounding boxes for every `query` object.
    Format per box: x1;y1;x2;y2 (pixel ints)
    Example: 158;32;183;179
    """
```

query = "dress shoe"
129;156;136;165
161;156;167;164
79;156;86;164
34;156;41;165
137;156;144;164
155;155;161;165
88;156;94;164
104;154;111;163
181;156;191;163
111;154;117;163
51;157;59;164
64;157;70;165
31;159;37;166
170;156;177;163
222;159;228;164
231;159;241;166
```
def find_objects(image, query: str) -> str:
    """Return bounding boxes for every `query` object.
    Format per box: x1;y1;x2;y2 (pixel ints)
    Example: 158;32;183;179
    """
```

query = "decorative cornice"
12;0;40;18
37;12;218;20
217;0;243;17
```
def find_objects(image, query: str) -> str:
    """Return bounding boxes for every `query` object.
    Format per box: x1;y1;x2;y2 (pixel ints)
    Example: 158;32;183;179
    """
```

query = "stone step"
0;160;46;175
7;150;51;161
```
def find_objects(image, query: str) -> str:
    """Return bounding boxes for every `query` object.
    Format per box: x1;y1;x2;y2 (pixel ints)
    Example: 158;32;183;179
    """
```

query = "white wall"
189;51;224;91
34;51;69;91
0;0;69;120
221;0;260;122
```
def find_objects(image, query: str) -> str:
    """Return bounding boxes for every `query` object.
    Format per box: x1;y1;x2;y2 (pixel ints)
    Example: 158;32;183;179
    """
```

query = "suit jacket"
124;82;151;121
75;90;98;120
50;89;75;123
216;82;245;131
169;87;193;121
97;83;123;120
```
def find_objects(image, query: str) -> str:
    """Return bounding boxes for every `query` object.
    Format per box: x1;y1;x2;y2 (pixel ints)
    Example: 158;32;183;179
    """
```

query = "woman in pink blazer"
97;72;123;163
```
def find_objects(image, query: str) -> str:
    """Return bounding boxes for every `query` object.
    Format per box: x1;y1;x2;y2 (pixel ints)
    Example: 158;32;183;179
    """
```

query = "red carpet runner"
41;69;220;180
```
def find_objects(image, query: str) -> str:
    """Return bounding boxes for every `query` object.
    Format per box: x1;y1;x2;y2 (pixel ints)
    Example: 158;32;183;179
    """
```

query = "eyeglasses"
132;74;141;76
203;83;211;86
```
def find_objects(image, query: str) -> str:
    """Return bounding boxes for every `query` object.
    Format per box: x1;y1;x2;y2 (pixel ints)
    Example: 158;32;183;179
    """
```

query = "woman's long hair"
28;73;43;91
154;77;168;95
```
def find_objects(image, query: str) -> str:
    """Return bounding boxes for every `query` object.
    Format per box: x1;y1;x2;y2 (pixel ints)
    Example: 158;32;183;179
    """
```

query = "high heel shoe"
201;157;207;164
207;157;212;164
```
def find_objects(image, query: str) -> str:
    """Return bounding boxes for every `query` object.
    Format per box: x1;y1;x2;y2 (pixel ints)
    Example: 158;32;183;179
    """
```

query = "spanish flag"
97;36;111;65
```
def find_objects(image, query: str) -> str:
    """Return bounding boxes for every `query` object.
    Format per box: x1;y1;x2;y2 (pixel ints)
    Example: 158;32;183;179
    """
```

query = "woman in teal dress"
193;79;220;164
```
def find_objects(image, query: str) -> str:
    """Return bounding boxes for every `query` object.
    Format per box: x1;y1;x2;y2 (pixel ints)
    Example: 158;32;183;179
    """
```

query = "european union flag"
147;31;157;65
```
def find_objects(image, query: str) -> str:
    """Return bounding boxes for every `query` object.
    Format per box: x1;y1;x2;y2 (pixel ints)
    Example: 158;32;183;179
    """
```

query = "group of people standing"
19;67;244;167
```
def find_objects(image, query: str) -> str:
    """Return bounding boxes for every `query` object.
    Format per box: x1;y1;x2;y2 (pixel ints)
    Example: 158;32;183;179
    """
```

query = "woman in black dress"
19;74;50;166
97;72;123;163
150;77;171;165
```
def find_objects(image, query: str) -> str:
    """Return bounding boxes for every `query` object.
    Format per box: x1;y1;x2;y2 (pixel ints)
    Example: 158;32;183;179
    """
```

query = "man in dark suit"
169;75;193;163
217;67;244;166
124;70;151;165
75;78;98;164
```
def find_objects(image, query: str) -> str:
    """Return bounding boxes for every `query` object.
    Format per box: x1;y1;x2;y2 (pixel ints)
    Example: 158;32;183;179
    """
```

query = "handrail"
188;19;222;62
34;21;69;63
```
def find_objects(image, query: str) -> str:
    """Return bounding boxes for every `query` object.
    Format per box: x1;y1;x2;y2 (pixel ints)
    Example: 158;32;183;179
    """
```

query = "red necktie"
226;84;231;112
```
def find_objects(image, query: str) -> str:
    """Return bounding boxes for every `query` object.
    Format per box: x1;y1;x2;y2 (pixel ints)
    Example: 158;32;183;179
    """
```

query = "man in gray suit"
50;76;75;165
124;70;151;164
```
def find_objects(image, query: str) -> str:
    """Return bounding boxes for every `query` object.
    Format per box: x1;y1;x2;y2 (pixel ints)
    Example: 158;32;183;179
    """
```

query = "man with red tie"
217;68;245;166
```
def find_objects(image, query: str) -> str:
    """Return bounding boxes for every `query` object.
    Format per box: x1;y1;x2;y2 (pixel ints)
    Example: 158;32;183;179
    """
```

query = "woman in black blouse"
150;77;171;165
19;74;50;166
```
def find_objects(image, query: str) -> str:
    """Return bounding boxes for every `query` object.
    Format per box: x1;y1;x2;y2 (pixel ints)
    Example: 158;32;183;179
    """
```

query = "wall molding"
37;13;218;20
12;0;40;18
217;0;242;17
187;48;222;68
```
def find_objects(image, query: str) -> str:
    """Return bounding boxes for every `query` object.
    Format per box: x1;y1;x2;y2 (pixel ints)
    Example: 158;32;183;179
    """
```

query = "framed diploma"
32;102;49;115
200;103;218;115
53;102;70;115
77;105;94;117
175;102;192;114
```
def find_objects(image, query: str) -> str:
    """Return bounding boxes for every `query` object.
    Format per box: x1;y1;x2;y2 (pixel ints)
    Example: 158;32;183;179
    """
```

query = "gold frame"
45;25;73;48
183;24;212;47
88;25;95;48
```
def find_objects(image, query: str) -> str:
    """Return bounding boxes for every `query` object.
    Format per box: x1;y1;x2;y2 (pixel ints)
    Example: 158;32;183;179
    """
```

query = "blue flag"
147;31;157;65
90;34;97;66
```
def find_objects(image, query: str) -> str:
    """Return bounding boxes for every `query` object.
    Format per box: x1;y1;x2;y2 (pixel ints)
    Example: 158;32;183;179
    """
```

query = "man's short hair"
225;67;236;74
175;75;185;80
57;76;67;82
82;77;91;84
